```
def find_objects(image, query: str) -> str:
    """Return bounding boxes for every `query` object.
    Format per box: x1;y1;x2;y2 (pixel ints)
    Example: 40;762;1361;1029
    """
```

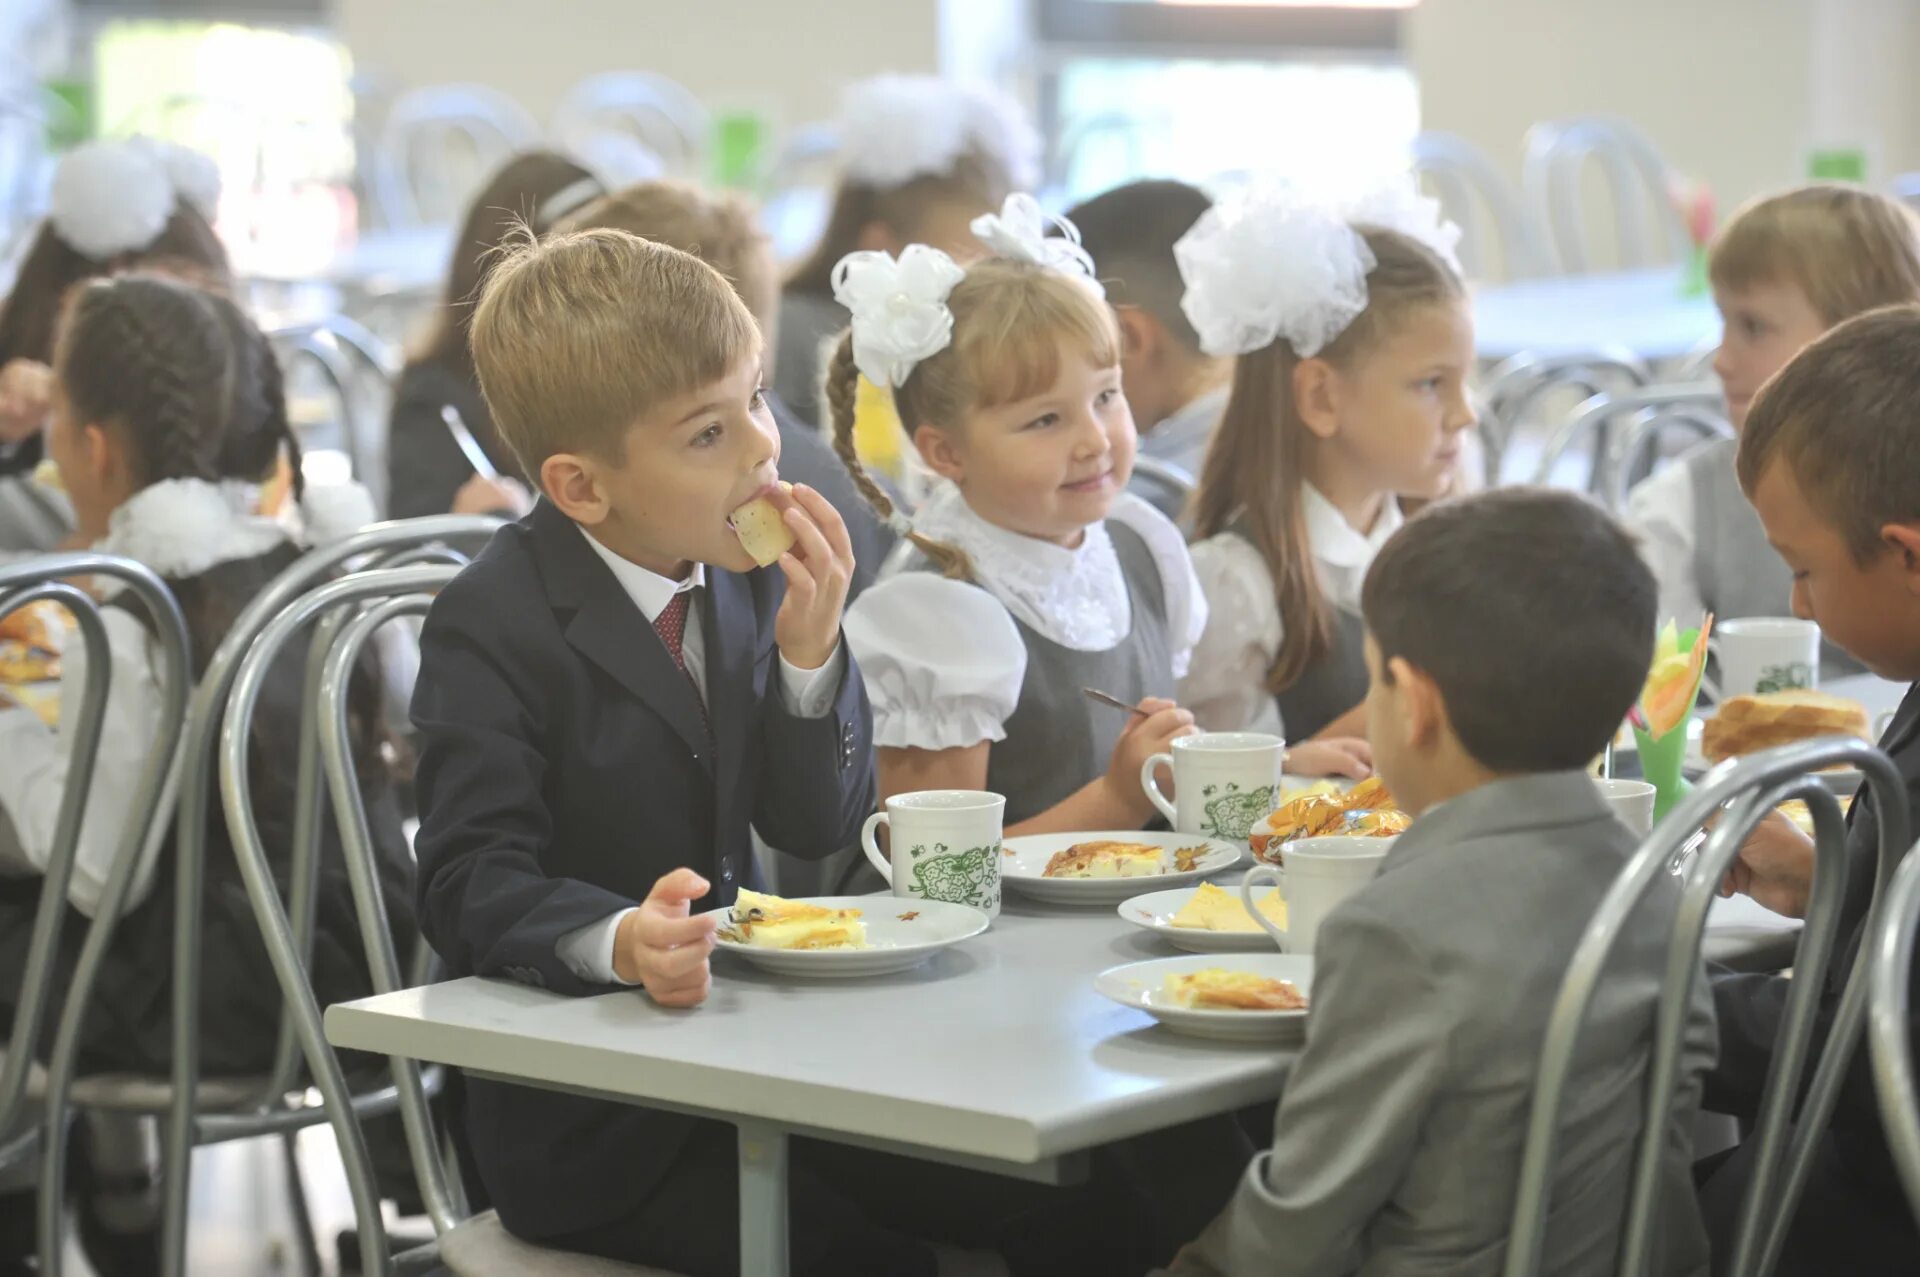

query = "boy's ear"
1883;522;1920;590
1388;655;1446;751
539;453;609;526
1292;357;1342;441
912;423;967;485
1113;305;1159;362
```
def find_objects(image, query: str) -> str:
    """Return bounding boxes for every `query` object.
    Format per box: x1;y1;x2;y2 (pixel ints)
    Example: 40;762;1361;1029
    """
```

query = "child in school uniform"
0;275;408;1271
1064;179;1227;521
775;74;1039;431
1696;305;1920;1275
0;137;229;550
1177;178;1475;747
1624;185;1920;681
1168;488;1716;1277
834;194;1369;833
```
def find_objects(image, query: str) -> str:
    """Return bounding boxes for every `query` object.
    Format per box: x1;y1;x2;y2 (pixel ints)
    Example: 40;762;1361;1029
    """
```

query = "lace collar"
93;478;290;585
911;481;1131;651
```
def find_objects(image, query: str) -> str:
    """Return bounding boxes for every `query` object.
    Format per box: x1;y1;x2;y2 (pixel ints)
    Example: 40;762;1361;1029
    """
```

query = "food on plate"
729;481;796;568
0;601;61;653
1701;690;1871;764
1162;967;1308;1011
1778;795;1855;836
1249;777;1408;858
719;889;869;950
30;457;62;493
1168;882;1287;933
1043;840;1166;879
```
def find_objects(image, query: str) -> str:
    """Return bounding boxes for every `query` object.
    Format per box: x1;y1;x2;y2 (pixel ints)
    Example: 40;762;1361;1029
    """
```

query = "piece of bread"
1702;690;1871;763
723;888;868;950
1162;968;1308;1011
730;481;797;568
1167;881;1287;933
1043;841;1166;879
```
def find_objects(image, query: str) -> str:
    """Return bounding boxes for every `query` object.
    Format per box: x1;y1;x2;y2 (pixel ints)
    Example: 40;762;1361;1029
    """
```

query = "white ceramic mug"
861;790;1004;918
1141;732;1285;842
1703;618;1820;701
1241;835;1394;953
1595;778;1656;838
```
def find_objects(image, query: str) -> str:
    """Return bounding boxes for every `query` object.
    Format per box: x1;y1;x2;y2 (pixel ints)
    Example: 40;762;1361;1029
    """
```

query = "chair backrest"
1522;115;1689;273
1529;384;1729;508
1479;349;1650;484
1411;130;1554;281
550;70;707;181
219;567;465;1277
0;558;189;1141
150;516;499;1277
1868;832;1920;1230
369;84;542;228
1507;737;1911;1277
762;121;841;263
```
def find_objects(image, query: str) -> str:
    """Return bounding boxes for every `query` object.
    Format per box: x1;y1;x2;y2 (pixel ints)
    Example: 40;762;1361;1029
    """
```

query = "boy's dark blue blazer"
409;498;874;1237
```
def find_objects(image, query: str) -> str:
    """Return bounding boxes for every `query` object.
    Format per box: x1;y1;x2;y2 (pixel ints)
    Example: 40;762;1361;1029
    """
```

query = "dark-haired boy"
1170;488;1714;1277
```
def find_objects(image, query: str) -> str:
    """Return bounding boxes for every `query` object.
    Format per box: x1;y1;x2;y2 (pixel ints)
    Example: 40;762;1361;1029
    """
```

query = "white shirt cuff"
777;640;843;719
556;907;639;985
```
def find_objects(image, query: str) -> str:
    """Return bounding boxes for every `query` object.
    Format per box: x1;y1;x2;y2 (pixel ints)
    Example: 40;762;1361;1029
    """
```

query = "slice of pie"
1162;968;1308;1011
1167;882;1287;933
723;889;868;950
1043;841;1166;879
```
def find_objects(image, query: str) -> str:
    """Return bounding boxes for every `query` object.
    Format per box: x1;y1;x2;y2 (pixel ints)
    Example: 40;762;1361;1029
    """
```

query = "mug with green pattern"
1142;731;1284;844
861;790;1003;919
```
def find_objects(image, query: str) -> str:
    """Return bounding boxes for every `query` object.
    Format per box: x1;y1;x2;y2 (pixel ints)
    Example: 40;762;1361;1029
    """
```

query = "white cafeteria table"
1473;267;1720;363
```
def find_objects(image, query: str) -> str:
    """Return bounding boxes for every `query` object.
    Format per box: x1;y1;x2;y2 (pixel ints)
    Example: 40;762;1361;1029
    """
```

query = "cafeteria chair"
1411;131;1555;282
762;122;842;264
1868;833;1920;1228
219;567;677;1275
1508;736;1911;1277
1478;348;1649;484
28;519;501;1277
1530;384;1730;509
0;557;191;1275
270;316;404;515
550;71;708;182
370;85;542;229
1522;115;1689;273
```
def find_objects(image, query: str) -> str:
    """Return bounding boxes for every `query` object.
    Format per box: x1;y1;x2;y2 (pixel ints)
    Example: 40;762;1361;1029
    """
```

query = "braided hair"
55;273;301;500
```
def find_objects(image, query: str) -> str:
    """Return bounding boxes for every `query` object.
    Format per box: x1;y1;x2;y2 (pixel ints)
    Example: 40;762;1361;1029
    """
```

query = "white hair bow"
50;137;222;261
831;245;968;389
969;193;1104;296
838;74;1041;189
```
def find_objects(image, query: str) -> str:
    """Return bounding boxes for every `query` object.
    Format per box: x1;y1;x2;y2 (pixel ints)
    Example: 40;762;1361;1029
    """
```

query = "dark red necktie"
653;589;709;726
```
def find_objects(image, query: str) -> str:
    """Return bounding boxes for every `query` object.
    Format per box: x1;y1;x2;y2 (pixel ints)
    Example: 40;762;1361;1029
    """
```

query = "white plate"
714;896;988;978
1095;953;1314;1042
1118;885;1286;953
999;832;1242;904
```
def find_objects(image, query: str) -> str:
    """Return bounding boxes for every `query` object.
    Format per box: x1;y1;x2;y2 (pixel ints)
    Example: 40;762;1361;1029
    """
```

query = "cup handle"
1241;864;1289;952
1141;752;1177;825
860;811;893;886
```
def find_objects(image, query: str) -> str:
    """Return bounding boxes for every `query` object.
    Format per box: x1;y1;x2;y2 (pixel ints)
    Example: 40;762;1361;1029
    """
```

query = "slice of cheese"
1167;881;1287;933
730;481;797;568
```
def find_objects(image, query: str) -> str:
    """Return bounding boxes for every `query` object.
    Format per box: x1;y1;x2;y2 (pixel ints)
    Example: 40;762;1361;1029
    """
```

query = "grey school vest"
904;523;1174;826
1688;439;1864;680
1225;521;1371;742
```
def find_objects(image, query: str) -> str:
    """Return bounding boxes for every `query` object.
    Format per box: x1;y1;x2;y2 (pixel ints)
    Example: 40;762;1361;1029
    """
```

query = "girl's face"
917;345;1136;546
1316;300;1478;500
46;377;126;542
1712;280;1828;430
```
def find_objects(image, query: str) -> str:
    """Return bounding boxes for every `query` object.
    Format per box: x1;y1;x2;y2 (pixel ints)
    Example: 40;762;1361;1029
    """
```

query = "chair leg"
279;1134;323;1277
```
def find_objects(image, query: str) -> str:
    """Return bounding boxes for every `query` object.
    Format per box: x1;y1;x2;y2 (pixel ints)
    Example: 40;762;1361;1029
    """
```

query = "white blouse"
844;483;1207;751
1178;485;1403;736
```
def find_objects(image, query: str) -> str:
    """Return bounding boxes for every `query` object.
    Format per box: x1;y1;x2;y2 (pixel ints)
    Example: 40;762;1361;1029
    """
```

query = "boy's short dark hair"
1737;303;1920;562
1361;489;1654;773
1064;179;1213;353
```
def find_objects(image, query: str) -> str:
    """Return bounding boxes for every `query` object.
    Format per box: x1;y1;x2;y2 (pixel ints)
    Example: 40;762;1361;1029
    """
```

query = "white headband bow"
50;137;222;261
1175;174;1462;359
837;74;1041;190
833;193;1106;387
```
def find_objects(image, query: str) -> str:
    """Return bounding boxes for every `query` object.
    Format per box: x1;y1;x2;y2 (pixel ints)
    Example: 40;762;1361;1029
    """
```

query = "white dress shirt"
1622;462;1706;630
1179;486;1403;736
554;526;845;985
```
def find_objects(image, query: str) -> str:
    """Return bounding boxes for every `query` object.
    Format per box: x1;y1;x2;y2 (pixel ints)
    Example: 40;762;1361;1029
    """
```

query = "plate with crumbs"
999;832;1241;905
714;893;988;978
1120;882;1288;953
1095;953;1314;1042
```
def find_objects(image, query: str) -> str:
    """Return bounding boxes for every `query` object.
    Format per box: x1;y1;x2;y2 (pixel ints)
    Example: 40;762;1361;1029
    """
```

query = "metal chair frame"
1411;130;1554;281
1529;385;1729;509
1522;115;1689;273
1868;834;1920;1228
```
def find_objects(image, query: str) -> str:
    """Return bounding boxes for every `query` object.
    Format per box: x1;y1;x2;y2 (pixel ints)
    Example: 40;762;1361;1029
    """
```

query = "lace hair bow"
831;245;968;389
50;137;222;261
1174;173;1462;359
969;193;1105;296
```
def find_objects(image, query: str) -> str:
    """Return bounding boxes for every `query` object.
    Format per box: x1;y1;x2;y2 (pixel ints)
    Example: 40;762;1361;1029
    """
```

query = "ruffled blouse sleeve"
1108;492;1209;679
1179;531;1284;736
844;572;1027;751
